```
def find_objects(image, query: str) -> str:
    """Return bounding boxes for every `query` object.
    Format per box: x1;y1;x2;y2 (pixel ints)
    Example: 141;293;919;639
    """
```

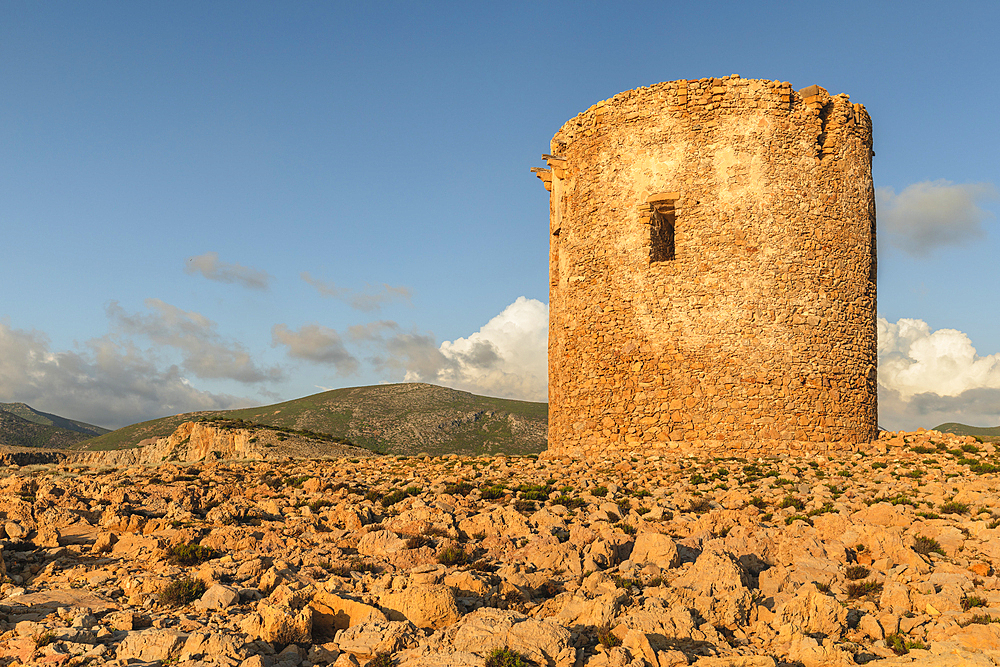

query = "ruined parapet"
537;76;877;458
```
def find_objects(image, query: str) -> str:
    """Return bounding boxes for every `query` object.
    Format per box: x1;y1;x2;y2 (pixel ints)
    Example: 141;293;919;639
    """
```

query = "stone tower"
534;76;877;458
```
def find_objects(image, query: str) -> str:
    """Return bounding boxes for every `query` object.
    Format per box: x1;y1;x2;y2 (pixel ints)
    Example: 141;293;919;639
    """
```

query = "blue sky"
2;1;998;431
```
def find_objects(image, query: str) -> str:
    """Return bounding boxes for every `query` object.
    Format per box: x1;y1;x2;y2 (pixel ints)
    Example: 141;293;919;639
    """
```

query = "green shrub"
513;499;535;513
444;481;474;496
886;632;928;654
940;501;970;515
611;574;641;590
437;546;468;566
596;625;622;648
480;485;506;500
779;496;805;511
368;652;394;667
807;502;836;517
886;633;908;655
689;473;707;485
965;614;1000;625
381;486;421;507
165;543;220;566
552;495;585;509
614;522;636;535
484;647;531;667
846;580;883;598
844;565;870;580
515;482;549;498
159;576;207;607
590;485;608;497
284;475;311;488
962;594;988;611
309;498;333;513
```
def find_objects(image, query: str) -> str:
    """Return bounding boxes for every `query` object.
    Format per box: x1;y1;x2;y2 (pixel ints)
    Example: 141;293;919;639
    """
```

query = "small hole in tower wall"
650;209;675;262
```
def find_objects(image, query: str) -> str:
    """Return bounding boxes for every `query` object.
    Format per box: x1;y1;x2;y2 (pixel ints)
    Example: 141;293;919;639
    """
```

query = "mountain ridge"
80;383;547;456
0;408;107;449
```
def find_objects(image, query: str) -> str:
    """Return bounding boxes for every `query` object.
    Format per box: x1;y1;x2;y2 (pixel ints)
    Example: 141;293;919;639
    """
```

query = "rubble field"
3;429;1000;667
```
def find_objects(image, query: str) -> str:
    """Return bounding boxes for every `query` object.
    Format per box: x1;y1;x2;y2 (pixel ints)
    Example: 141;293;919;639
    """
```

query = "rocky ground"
3;429;1000;666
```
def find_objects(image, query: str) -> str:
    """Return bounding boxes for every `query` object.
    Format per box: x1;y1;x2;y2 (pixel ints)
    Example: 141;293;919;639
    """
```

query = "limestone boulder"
193;584;239;611
336;618;420;659
452;607;572;667
380;584;461;630
116;628;188;663
674;544;754;628
630;532;680;569
773;583;847;639
309;592;386;639
357;529;408;557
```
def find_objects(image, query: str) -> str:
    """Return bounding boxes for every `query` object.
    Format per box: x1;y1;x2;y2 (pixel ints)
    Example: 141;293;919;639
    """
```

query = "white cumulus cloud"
429;297;548;402
878;317;1000;430
359;297;549;402
877;180;996;257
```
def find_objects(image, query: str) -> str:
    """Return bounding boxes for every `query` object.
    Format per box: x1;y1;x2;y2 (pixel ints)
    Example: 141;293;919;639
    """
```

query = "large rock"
380;584;460;630
242;601;313;644
615;598;720;645
773;583;847;639
458;506;534;540
674;544;754;628
557;592;627;631
337;618;420;659
193;584;239;611
309;592;386;639
631;532;680;569
513;534;583;575
116;629;188;663
452;607;572;667
357;529;408;557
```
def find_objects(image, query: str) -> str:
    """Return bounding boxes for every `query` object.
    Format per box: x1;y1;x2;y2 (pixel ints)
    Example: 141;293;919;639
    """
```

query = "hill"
80;383;547;456
0;408;107;448
933;422;1000;442
0;402;109;437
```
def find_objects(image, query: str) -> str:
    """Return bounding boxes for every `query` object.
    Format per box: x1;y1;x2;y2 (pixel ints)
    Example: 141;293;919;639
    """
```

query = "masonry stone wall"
535;76;878;458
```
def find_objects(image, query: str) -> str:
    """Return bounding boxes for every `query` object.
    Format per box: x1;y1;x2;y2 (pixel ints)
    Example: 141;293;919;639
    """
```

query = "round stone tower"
535;76;877;458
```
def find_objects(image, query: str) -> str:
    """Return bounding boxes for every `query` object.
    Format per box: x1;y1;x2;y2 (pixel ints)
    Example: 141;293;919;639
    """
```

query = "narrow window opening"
650;205;675;262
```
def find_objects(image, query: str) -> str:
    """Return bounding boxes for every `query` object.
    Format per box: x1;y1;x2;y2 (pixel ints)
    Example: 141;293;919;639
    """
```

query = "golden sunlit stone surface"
537;77;878;458
2;428;1000;665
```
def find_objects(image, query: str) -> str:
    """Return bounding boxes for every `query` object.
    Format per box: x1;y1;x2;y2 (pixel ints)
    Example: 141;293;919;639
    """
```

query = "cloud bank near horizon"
7;297;1000;434
0;319;252;430
878;317;1000;431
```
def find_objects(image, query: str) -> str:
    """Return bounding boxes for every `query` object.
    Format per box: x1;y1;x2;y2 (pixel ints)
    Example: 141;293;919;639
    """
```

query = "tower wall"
538;77;877;458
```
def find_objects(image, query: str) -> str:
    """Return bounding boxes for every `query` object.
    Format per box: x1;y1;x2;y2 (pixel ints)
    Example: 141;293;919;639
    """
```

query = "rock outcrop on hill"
3;429;1000;666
